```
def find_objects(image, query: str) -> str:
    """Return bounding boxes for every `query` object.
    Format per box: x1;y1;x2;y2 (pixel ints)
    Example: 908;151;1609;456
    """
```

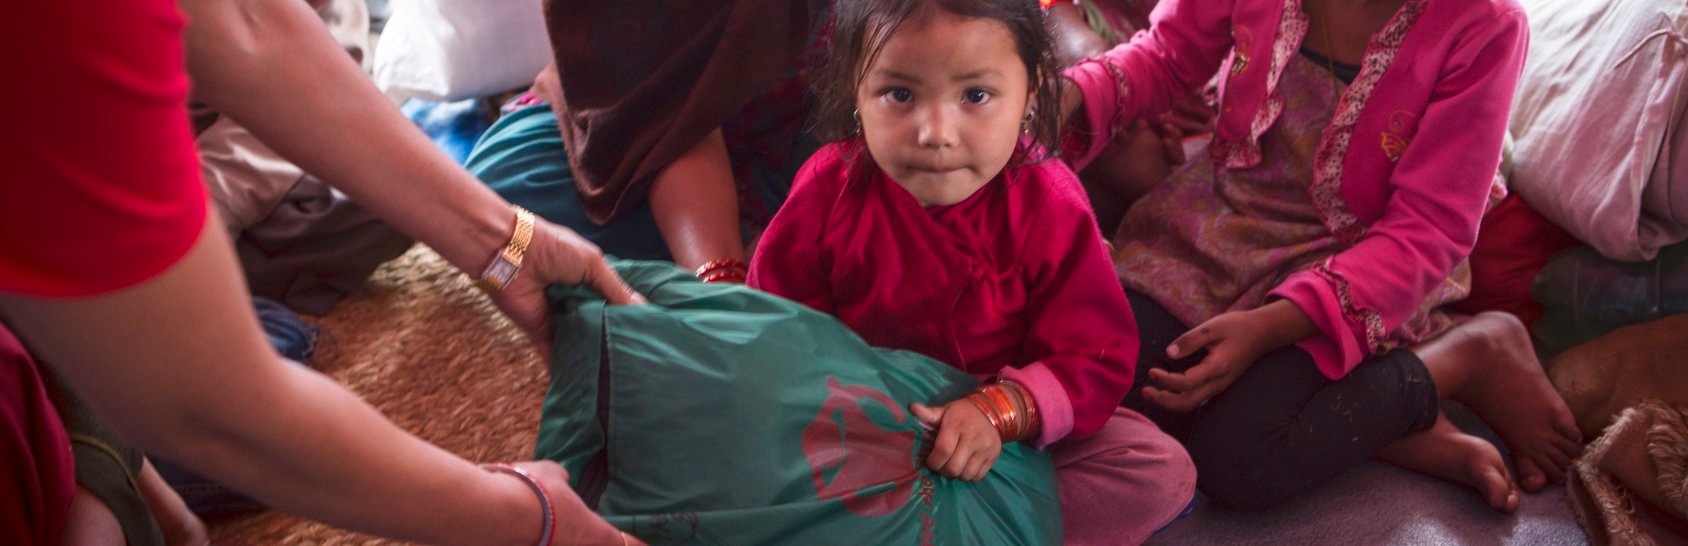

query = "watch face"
486;259;519;285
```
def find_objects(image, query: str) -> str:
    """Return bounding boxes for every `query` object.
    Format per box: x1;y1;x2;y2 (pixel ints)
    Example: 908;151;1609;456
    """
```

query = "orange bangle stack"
694;259;748;284
966;380;1042;443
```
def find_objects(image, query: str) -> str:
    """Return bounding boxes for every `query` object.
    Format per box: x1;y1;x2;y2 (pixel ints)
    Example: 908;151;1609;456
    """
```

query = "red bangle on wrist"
481;463;555;546
694;259;748;284
965;381;1041;443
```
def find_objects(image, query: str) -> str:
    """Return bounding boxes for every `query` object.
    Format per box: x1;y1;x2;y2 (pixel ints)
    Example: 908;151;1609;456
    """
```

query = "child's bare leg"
1412;312;1582;492
1376;410;1519;512
58;486;125;546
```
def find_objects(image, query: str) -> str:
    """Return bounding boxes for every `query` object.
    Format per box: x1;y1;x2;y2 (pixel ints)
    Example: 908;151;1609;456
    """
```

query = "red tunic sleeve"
747;144;843;315
1004;161;1140;443
1;0;207;298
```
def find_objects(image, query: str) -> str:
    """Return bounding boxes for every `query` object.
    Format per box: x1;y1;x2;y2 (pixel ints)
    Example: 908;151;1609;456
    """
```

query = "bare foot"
1378;412;1520;512
1416;312;1582;492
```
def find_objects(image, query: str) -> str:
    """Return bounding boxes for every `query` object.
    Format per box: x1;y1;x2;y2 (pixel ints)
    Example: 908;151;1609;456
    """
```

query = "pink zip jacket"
1065;0;1528;379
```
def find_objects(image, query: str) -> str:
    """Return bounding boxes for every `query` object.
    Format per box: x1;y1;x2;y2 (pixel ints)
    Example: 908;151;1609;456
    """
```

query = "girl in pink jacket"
1064;0;1581;512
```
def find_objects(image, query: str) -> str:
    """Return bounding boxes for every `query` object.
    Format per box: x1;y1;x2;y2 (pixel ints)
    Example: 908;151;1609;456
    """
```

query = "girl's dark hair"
811;0;1066;164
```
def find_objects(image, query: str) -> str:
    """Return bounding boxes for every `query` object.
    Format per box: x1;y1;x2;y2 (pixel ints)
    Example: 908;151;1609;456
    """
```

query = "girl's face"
855;9;1031;205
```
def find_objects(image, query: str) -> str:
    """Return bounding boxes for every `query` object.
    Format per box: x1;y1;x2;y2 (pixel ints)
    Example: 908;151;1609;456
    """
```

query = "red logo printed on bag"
802;377;920;516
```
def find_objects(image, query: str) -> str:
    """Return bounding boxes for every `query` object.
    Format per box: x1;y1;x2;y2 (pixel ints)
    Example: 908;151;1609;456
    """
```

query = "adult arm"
1268;9;1529;378
533;65;747;272
178;0;640;345
0;217;636;546
648;129;748;271
1060;0;1234;170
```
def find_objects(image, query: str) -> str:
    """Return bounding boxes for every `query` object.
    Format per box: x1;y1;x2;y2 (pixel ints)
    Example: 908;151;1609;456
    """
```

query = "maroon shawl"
542;0;814;223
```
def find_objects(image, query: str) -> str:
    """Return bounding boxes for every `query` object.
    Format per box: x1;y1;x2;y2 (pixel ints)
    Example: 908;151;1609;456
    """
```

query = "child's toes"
1476;463;1519;513
1552;408;1583;442
1514;457;1546;493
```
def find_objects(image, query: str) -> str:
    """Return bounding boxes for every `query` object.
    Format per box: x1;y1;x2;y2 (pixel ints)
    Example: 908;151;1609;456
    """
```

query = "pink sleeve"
1010;165;1140;445
1270;10;1529;379
1060;0;1236;170
999;364;1075;449
747;146;839;315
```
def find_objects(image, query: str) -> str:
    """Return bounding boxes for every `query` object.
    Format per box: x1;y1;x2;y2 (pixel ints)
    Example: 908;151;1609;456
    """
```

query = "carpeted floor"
1147;460;1586;546
205;245;1591;545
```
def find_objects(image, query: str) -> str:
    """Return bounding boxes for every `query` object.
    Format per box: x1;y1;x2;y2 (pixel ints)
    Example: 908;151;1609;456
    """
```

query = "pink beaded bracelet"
482;463;555;546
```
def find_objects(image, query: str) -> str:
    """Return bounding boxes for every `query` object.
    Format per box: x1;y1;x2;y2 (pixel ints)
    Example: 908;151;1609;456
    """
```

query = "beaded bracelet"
481;463;555;546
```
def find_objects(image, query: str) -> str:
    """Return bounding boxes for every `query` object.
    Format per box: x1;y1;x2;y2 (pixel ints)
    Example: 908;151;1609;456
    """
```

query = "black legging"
1122;291;1439;510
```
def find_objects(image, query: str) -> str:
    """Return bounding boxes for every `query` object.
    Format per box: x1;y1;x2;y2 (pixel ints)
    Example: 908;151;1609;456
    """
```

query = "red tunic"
0;0;207;298
2;0;203;535
750;142;1138;443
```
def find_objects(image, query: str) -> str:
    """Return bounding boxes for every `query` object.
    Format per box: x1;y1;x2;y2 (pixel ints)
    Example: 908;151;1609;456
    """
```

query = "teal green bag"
540;261;1062;545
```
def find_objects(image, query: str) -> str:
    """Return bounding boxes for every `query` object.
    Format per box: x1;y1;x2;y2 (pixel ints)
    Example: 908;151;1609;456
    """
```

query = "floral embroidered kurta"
749;142;1139;446
1115;53;1469;365
1064;0;1528;379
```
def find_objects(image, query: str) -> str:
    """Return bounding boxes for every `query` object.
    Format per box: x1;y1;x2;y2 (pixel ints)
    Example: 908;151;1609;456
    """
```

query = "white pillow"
1509;0;1688;262
372;0;552;102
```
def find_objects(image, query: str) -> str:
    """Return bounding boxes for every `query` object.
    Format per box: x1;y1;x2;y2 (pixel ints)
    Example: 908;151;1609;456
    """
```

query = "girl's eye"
963;89;991;104
884;88;913;102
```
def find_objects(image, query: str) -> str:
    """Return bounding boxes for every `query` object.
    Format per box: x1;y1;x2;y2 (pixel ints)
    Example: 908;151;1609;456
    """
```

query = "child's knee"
1086;415;1198;500
1148;435;1198;502
1466;311;1531;355
1183;436;1310;510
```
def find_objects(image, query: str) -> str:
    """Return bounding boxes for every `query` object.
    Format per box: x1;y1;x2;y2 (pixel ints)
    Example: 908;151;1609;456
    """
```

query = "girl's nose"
916;105;957;149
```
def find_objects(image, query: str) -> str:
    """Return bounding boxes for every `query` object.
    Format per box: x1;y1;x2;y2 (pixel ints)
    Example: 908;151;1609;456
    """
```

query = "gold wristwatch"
475;206;535;293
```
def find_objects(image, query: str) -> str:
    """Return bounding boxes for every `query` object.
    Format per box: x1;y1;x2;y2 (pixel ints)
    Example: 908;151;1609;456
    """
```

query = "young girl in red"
749;1;1195;544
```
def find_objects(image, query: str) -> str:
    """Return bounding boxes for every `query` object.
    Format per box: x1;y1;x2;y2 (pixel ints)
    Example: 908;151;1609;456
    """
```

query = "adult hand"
1129;118;1187;170
1141;310;1274;413
491;218;645;358
1080;118;1184;211
509;461;649;546
1158;90;1216;137
911;400;1002;482
1046;2;1109;69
